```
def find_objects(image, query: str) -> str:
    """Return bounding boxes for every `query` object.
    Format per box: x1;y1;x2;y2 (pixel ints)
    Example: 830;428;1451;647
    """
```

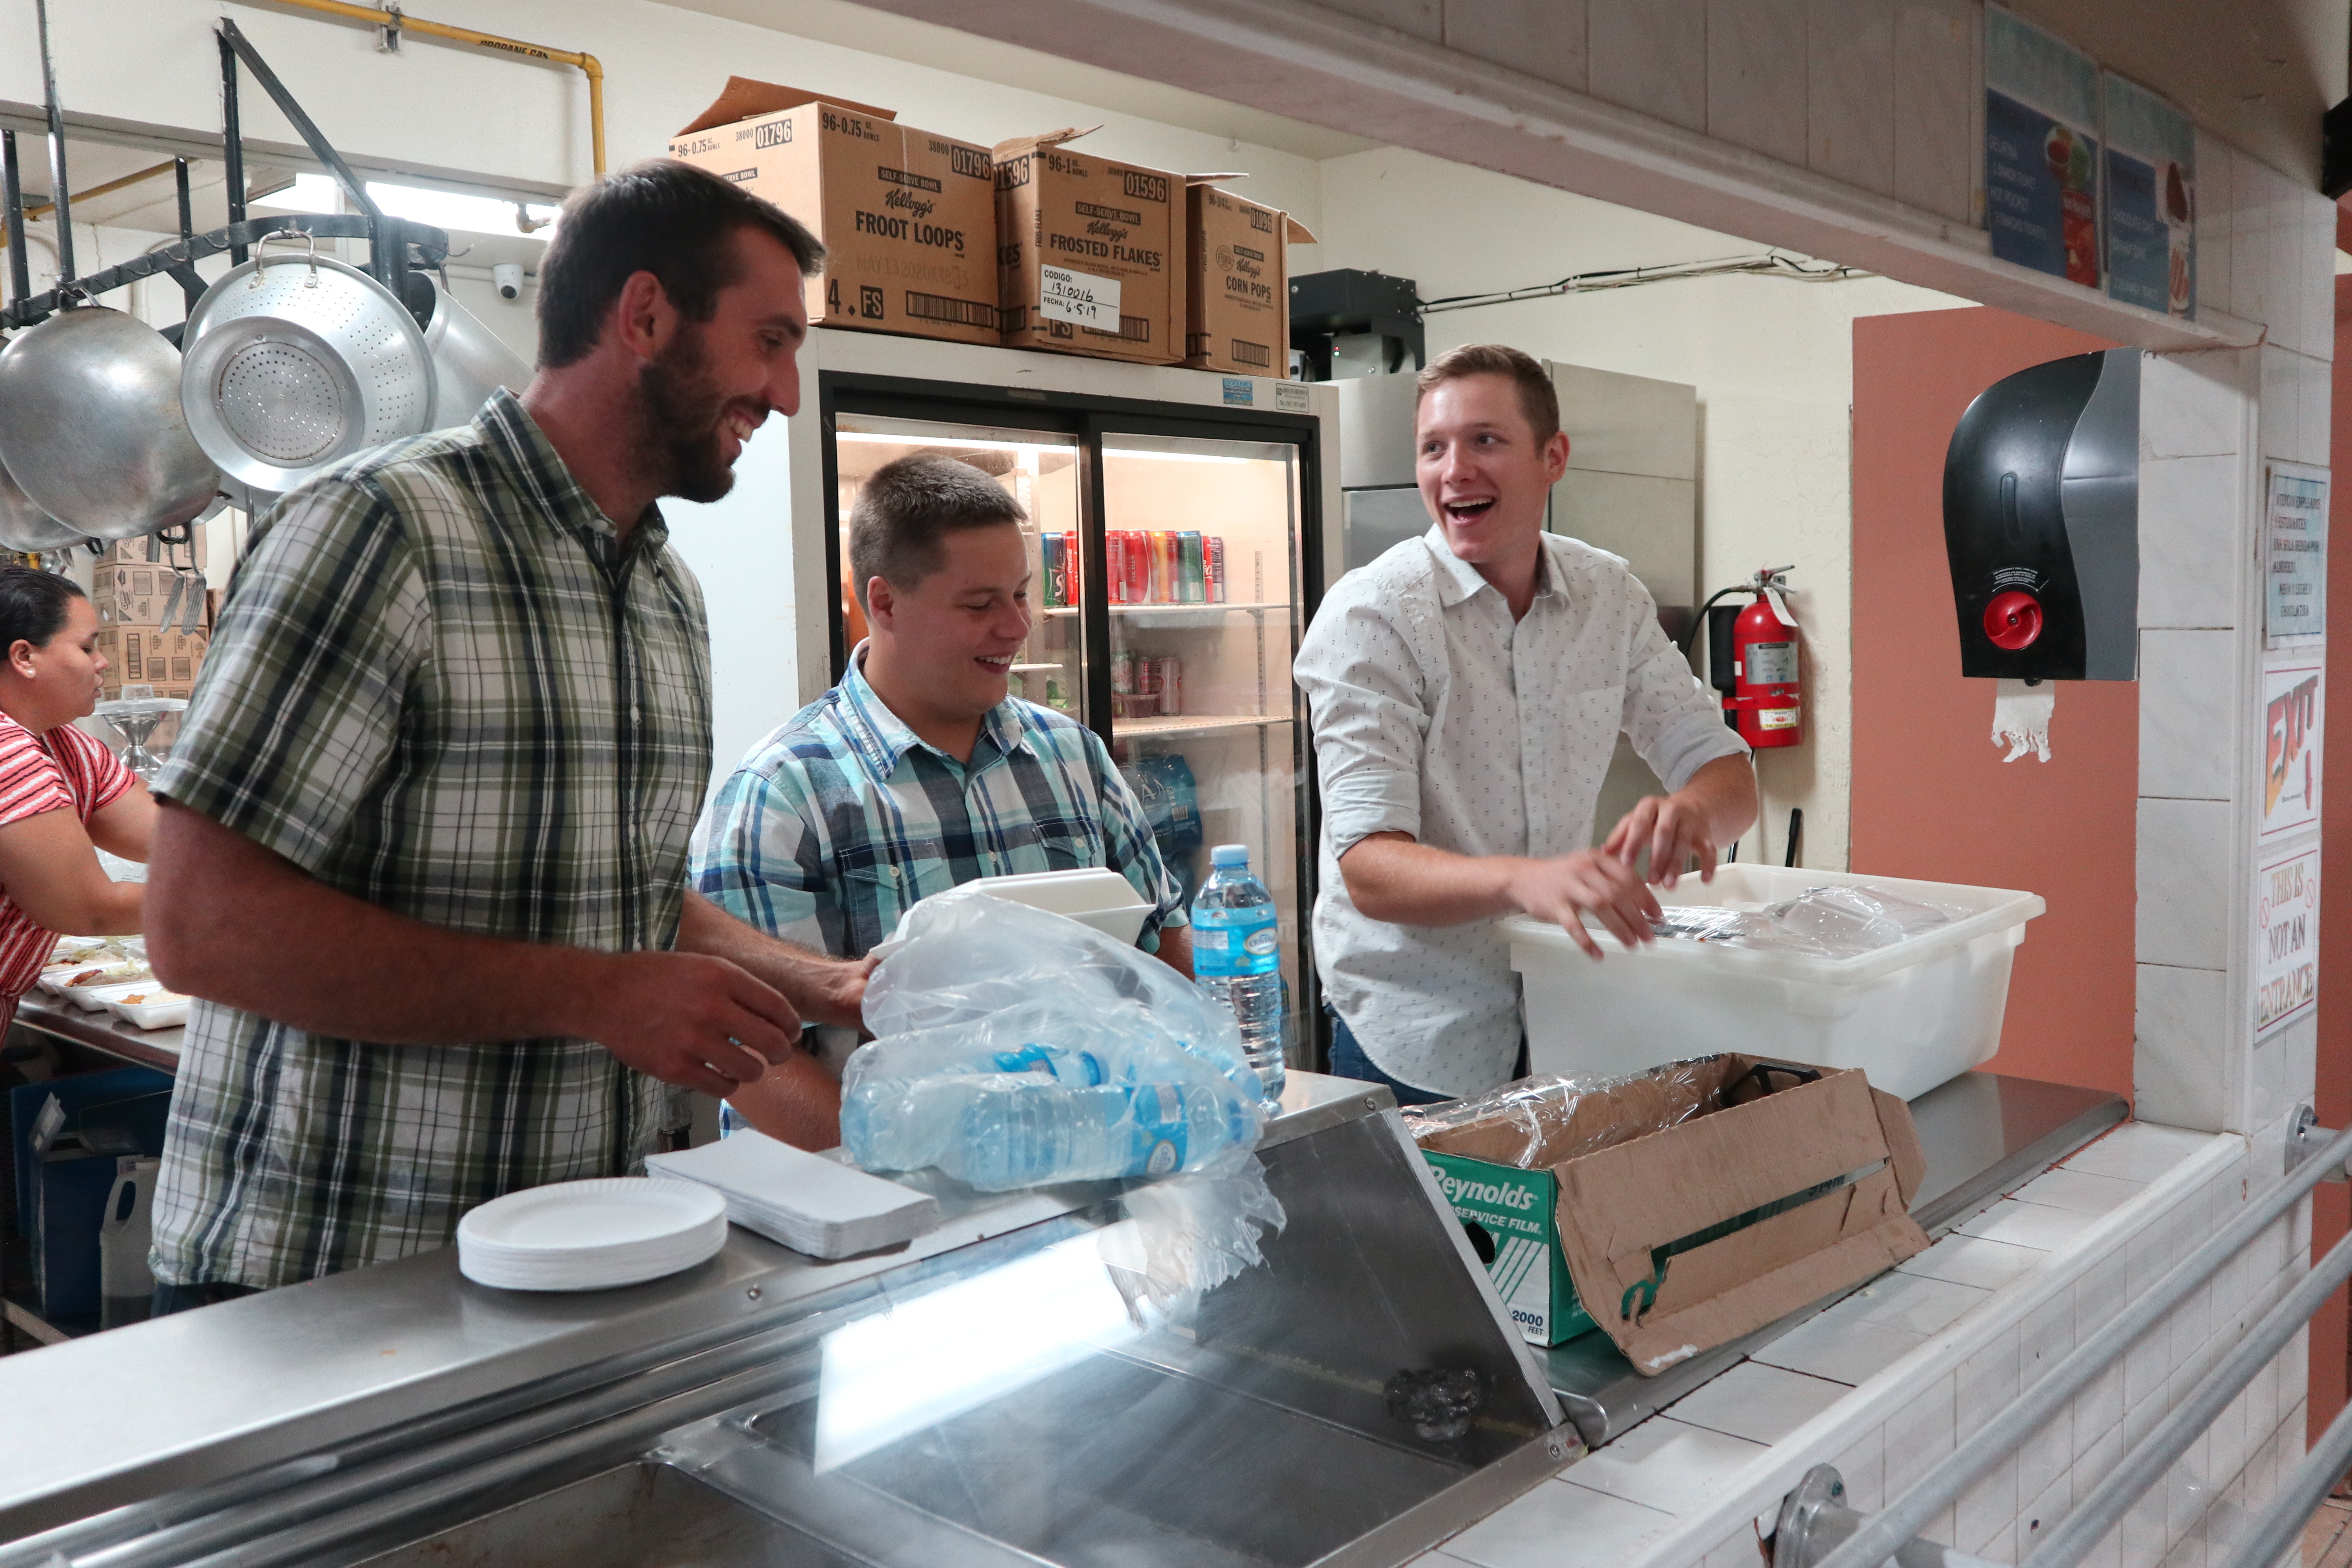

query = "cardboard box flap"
1185;172;1251;186
1615;1212;1929;1374
676;77;896;136
1286;216;1319;244
992;125;1102;158
1871;1087;1928;1205
1555;1069;1895;1251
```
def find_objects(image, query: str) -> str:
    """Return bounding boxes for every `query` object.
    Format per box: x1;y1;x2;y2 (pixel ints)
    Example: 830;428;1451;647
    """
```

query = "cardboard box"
94;525;207;572
669;78;999;346
1183;179;1314;376
994;129;1180;364
96;626;207;696
1413;1055;1929;1370
93;564;209;632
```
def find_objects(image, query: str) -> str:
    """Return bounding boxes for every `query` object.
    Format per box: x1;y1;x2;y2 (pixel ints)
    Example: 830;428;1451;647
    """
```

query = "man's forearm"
1682;755;1759;847
1338;833;1524;927
147;802;612;1045
675;891;867;1029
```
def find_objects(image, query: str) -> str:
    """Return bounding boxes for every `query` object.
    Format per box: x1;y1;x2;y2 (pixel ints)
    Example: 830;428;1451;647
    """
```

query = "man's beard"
633;328;746;505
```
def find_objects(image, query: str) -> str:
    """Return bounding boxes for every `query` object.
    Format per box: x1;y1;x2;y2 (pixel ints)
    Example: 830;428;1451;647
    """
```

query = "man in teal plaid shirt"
691;454;1191;1141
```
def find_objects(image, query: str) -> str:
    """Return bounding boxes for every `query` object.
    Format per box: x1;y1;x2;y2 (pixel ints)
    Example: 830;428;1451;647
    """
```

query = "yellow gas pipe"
263;0;606;176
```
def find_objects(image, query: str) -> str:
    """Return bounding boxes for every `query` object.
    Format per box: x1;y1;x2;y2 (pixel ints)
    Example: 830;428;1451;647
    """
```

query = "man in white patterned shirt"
1293;344;1757;1103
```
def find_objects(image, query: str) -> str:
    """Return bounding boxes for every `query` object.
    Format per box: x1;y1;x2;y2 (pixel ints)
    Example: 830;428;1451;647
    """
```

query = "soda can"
1105;532;1128;605
1178;532;1204;603
1040;532;1067;608
1062;531;1079;601
1154;655;1181;715
1111;646;1134;695
1132;653;1160;697
1149;532;1177;603
1122;532;1151;604
1205;536;1226;603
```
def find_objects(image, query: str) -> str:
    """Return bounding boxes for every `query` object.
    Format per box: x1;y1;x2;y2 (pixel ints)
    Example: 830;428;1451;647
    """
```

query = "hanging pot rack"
1;16;451;336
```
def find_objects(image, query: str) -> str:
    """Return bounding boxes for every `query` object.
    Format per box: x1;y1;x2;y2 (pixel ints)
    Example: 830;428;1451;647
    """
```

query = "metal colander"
179;233;436;493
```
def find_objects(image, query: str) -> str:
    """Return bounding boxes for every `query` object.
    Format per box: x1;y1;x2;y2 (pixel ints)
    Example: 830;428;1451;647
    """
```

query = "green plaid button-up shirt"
149;392;713;1290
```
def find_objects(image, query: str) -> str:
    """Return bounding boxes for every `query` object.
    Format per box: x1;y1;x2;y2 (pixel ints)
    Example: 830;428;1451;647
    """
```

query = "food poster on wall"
1984;6;2103;287
2255;845;2320;1037
2261;662;2322;841
2102;73;2194;318
2264;461;2329;650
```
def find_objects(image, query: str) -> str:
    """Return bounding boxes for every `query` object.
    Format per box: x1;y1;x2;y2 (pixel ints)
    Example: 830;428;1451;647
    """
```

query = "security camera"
492;263;524;301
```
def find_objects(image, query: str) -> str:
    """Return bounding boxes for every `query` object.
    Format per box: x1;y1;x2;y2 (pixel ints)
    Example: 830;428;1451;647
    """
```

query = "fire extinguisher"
1684;566;1803;748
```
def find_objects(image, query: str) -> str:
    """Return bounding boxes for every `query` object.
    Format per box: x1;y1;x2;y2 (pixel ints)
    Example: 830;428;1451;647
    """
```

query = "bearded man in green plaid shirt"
691;454;1191;1142
142;162;867;1307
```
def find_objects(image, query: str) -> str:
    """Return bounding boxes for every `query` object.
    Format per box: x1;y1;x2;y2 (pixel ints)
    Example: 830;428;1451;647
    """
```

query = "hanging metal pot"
0;456;88;552
0;307;222;540
421;273;530;428
179;231;436;495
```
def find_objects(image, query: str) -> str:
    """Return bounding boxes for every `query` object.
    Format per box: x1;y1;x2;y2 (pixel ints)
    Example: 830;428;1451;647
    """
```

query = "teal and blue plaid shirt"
690;650;1185;962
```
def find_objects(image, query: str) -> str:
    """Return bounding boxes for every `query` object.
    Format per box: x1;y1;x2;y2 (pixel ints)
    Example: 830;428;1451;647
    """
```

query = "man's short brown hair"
1415;343;1561;444
535;158;826;369
849;455;1028;612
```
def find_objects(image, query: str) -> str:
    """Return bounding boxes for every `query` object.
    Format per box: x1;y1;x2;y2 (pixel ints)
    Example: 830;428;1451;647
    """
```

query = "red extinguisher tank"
1704;567;1802;748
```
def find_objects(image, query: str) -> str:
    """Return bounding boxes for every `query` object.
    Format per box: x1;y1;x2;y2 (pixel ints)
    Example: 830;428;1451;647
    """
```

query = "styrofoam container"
953;867;1154;946
64;979;153;1014
1504;864;2045;1102
106;993;191;1030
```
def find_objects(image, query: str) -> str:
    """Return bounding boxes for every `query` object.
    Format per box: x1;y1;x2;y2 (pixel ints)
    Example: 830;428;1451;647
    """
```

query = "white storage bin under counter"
1503;863;2044;1101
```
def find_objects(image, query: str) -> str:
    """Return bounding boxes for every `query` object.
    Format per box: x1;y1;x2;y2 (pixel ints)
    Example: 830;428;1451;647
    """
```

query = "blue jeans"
1325;1009;1457;1107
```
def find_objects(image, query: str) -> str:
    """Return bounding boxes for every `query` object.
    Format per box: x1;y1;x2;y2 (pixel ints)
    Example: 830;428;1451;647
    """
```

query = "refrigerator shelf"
1112;714;1294;739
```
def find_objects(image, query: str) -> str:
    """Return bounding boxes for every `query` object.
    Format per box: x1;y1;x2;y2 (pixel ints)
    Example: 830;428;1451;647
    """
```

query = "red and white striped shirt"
0;716;136;1028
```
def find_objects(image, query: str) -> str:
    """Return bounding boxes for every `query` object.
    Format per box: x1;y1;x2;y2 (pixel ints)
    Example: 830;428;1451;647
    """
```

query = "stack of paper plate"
456;1178;729;1291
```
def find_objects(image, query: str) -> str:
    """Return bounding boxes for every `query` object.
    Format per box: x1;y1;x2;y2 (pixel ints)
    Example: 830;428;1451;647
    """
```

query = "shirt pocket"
843;855;951;952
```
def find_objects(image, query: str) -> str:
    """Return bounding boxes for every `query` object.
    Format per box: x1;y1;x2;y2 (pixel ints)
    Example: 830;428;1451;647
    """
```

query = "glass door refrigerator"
790;330;1339;1067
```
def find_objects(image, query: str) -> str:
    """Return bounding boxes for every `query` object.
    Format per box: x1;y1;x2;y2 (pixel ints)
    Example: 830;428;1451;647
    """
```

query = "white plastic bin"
1503;864;2044;1101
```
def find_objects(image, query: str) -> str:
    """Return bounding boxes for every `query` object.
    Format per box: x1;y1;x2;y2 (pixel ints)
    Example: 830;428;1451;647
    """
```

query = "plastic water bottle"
842;1072;1252;1192
1191;843;1286;1105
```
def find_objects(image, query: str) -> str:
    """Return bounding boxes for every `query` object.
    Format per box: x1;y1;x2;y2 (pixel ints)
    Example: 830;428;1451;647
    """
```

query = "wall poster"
2261;661;2323;841
1984;6;2102;287
2264;460;2329;650
2102;73;2194;318
2254;845;2320;1037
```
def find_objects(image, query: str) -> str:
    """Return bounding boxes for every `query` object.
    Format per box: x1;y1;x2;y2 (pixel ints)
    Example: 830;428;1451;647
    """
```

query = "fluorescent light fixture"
811;1230;1140;1474
835;431;1072;456
267;174;560;239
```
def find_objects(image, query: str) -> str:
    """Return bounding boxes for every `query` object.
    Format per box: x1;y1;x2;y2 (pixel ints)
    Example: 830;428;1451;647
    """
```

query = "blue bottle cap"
1210;843;1249;867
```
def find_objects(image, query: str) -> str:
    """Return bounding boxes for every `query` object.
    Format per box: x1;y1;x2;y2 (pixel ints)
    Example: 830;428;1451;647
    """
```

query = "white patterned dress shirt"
1294;526;1749;1097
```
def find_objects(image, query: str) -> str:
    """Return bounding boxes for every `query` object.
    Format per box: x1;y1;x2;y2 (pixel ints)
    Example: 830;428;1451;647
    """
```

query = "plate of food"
62;973;153;1011
105;990;191;1030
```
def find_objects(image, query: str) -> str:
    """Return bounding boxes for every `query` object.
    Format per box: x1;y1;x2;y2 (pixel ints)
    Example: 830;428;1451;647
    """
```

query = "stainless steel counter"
0;1071;1568;1567
14;993;182;1072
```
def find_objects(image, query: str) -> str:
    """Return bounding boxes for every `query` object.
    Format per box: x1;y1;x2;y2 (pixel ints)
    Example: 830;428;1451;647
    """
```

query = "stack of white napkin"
648;1130;940;1259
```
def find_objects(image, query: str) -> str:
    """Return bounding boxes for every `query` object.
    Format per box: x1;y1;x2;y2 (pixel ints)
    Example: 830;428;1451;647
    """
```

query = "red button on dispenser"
1983;590;2043;651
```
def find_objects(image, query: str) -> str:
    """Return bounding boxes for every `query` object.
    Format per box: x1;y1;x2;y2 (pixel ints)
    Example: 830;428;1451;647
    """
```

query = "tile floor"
1421;1121;2309;1568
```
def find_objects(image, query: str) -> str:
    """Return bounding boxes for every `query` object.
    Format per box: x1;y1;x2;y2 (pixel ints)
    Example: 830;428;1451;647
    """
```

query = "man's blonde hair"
1414;343;1561;444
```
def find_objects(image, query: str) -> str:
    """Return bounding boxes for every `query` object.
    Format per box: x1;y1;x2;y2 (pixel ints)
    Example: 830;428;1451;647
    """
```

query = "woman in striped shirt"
0;566;155;1029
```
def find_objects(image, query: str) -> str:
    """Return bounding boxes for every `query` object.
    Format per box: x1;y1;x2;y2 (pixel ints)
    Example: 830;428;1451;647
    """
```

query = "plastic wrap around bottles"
1650;883;1964;960
843;889;1286;1307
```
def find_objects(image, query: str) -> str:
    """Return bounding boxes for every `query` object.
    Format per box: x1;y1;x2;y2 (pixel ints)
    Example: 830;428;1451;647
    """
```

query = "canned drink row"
1110;649;1183;715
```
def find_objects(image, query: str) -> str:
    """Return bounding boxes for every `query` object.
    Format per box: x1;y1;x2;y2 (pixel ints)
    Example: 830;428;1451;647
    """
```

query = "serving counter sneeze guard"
0;1075;1570;1568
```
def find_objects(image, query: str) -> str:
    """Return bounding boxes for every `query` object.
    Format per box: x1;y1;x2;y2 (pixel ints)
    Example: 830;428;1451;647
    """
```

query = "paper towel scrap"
1992;678;2054;763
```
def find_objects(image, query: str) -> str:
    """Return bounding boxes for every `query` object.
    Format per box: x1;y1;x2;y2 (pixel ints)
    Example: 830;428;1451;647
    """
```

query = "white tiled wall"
2132;129;2334;1141
1414;1123;2316;1568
